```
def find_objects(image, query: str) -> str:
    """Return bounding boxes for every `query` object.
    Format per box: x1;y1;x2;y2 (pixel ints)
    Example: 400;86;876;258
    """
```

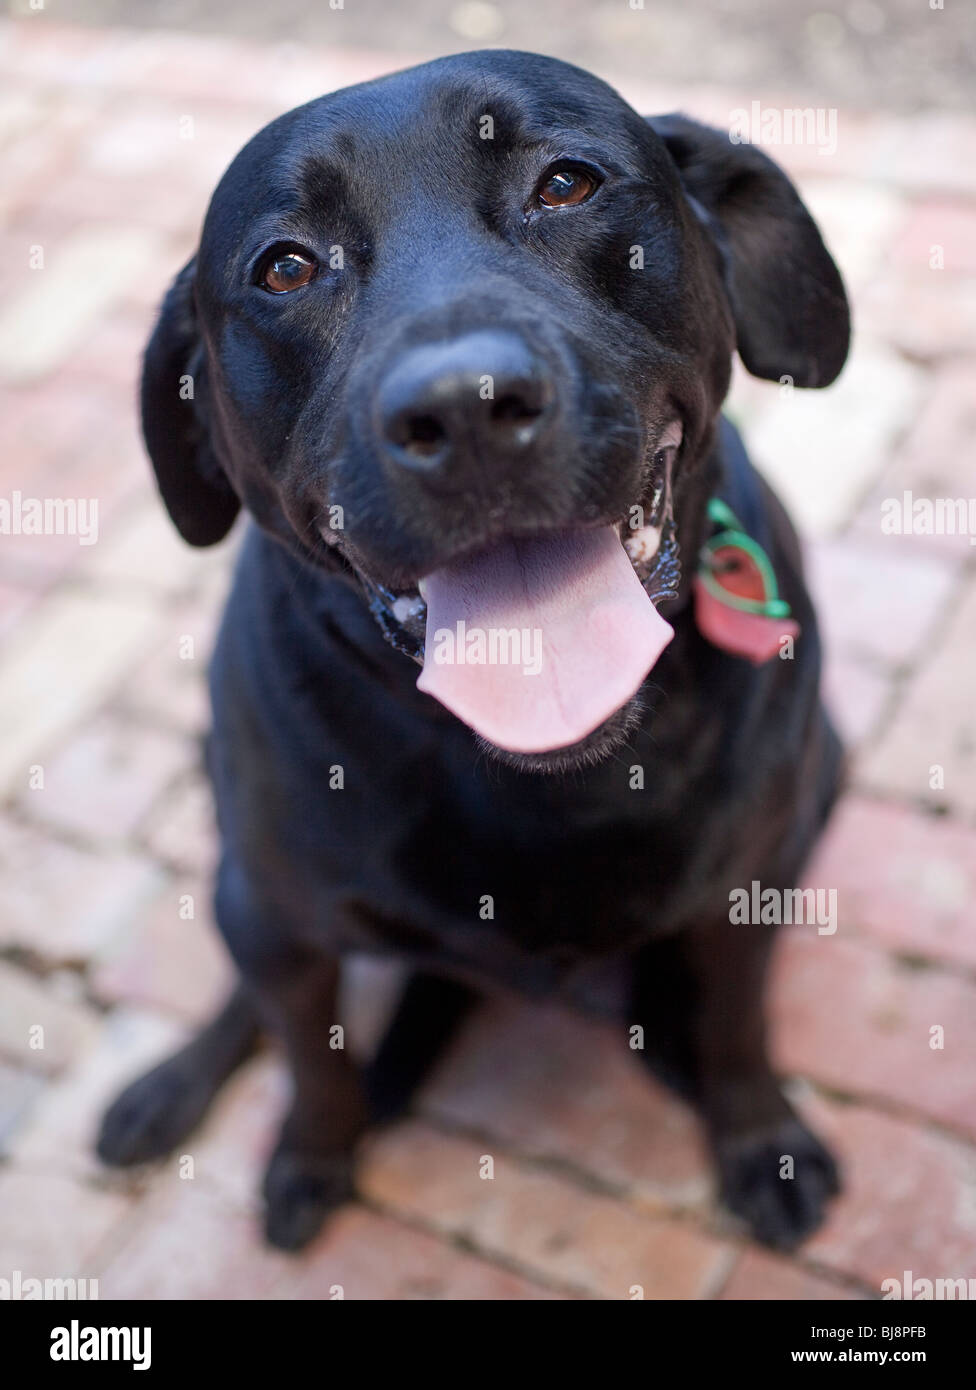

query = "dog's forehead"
208;51;649;220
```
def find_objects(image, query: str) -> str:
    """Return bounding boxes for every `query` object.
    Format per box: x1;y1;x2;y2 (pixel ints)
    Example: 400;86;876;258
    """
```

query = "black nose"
376;331;556;480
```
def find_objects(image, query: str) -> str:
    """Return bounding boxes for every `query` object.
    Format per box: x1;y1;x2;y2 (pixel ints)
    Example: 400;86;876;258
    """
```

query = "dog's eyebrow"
515;130;643;174
295;154;353;209
230;155;354;260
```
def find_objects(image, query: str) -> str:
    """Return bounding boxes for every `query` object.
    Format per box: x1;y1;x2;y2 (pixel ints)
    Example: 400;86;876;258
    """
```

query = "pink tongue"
417;527;674;753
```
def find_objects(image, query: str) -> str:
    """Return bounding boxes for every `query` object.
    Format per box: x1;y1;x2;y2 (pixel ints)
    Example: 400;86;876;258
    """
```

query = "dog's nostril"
377;332;555;476
401;414;448;457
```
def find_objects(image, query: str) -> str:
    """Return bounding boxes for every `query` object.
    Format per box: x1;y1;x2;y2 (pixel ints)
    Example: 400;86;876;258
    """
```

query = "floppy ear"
648;114;850;387
140;258;240;546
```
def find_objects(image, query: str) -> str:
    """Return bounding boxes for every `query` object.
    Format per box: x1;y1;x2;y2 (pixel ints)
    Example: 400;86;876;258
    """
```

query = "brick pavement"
1;16;974;1300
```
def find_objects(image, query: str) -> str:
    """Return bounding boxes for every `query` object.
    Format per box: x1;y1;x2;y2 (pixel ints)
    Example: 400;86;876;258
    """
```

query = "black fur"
98;52;849;1255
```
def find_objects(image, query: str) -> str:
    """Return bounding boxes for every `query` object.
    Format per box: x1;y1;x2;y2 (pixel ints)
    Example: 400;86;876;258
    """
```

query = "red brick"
40;129;205;240
0;817;164;962
853;360;976;562
0;525;94;590
890;359;976;493
0;586;162;796
857;579;976;816
772;935;976;1140
0;379;145;585
858;274;976;361
0;376;126;484
157;1052;288;1214
802;1100;976;1289
0;220;164;386
719;1249;862;1301
0;20;152;91
0;86;106;221
140;771;218;878
51;415;146;523
136;32;400;111
421;999;713;1211
55;306;150;392
134;30;290;106
114;577;229;734
360;1119;729;1299
862;112;976;197
92;874;232;1022
808;537;955;668
9;1008;185;1179
81;495;222;594
277;1205;566;1301
0;1062;44;1149
85;93;267;211
0;577;40;640
769;111;911;185
0;1168;131;1277
18;715;195;843
892;200;976;274
0;960;99;1074
820;650;891;748
806;797;976;972
749;344;922;536
800;179;903;292
97;1179;292;1299
34;168;206;238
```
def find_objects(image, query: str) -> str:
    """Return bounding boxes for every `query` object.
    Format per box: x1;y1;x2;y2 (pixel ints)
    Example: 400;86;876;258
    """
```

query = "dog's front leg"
242;945;370;1251
687;918;839;1250
633;919;839;1250
216;860;369;1249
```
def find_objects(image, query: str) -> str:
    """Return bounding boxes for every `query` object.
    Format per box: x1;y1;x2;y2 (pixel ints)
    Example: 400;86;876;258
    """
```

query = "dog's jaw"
315;429;685;769
324;431;683;668
475;693;648;773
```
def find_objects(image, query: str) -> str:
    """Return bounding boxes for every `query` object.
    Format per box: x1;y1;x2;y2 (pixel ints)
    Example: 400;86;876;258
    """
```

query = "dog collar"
693;497;800;663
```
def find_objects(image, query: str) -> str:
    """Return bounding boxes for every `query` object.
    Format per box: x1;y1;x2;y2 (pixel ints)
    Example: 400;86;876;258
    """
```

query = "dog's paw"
716;1117;840;1251
262;1147;356;1252
97;1057;216;1167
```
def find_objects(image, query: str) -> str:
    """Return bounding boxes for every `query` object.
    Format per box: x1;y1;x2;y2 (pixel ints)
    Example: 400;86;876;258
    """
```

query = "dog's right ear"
141;258;240;547
647;114;850;389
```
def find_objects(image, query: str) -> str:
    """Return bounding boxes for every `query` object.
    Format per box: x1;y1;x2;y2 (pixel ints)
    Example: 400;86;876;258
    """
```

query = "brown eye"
260;250;317;293
536;167;600;209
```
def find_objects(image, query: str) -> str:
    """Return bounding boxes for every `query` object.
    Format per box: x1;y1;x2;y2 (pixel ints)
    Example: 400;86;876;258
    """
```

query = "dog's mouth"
331;423;683;757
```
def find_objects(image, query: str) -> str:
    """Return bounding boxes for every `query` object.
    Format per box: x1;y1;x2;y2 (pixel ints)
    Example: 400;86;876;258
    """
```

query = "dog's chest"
317;782;690;987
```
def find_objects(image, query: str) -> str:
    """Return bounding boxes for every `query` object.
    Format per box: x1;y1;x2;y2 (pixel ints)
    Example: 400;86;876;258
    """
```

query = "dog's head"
143;51;848;768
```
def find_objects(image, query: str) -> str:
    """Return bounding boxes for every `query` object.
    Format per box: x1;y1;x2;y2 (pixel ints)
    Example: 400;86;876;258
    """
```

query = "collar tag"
693;498;800;663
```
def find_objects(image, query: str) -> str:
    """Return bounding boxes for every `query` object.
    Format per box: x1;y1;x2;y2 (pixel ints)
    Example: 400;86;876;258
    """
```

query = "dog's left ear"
141;258;241;547
648;114;850;387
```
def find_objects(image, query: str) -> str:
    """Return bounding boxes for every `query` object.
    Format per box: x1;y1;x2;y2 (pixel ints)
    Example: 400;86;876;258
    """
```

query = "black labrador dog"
98;51;850;1255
